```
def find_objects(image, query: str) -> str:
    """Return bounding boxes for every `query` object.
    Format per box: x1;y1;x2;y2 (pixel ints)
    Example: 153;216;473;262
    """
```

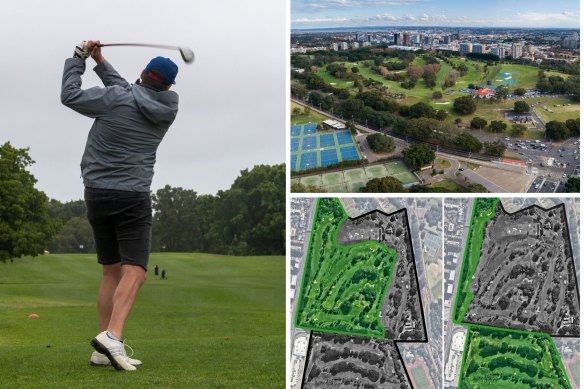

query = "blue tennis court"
303;123;317;135
340;146;360;160
302;136;317;150
336;131;354;145
319;133;336;148
291;125;301;137
320;149;339;167
300;152;317;170
291;124;361;172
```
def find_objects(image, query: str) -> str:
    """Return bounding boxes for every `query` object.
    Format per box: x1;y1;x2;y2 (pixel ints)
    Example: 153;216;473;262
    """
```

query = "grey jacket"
61;57;179;192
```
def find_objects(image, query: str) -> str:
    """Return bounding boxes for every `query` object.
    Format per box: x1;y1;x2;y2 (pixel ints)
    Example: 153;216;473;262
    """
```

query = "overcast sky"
1;0;285;201
292;0;580;29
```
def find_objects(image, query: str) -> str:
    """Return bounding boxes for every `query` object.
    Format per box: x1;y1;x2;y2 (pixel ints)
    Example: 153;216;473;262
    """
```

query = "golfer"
61;40;179;371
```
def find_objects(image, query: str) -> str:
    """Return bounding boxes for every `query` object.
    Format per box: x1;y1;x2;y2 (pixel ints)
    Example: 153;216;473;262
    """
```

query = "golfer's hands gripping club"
86;40;105;65
73;41;90;60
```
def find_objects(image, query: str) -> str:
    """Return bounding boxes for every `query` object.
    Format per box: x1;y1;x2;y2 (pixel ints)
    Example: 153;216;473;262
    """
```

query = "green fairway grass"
428;178;466;192
0;253;284;389
295;198;397;338
533;97;580;124
316;69;354;89
459;326;571;389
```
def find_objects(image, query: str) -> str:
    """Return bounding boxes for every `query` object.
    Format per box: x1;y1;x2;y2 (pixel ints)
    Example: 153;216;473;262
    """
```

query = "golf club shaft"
98;43;181;50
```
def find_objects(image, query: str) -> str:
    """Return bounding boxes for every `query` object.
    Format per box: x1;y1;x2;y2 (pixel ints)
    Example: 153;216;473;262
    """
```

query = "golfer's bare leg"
107;264;147;339
98;263;122;332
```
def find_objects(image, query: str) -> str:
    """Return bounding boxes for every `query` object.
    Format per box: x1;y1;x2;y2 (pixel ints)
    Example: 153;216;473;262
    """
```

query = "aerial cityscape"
290;1;579;193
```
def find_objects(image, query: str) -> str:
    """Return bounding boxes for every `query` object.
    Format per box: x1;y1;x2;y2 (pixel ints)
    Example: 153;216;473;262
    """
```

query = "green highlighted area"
459;326;571;389
295;198;397;338
452;197;499;324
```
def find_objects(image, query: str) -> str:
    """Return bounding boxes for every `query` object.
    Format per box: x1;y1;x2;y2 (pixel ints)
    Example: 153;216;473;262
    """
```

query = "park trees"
470;117;488;130
453;95;477;115
489;120;508;133
455;132;483;152
565;118;579;137
495;85;509;101
403;144;435;170
360;176;404;193
483;140;507;157
0;142;57;261
566;177;579;193
514;100;530;113
515;87;526;96
366;133;395;153
545;120;571;141
511;124;527;136
408;102;436;119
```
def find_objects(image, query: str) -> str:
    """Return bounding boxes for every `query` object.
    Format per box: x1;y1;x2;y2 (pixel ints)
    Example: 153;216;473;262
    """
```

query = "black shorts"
85;187;152;270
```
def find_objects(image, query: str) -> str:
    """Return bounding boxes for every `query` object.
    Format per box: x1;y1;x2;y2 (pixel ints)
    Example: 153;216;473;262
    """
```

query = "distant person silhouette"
161;269;166;280
154;265;159;277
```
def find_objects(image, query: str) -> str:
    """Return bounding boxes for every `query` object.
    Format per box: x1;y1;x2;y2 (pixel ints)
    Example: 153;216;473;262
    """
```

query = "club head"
179;47;195;64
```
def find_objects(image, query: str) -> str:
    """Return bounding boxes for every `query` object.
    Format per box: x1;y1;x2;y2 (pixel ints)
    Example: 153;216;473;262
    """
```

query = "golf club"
97;43;195;64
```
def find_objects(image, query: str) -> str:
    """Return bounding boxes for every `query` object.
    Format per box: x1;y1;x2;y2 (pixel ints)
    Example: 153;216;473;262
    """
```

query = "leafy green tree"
495;85;509;101
453;95;477;115
467;183;488;192
0;142;57;261
514;100;530;113
291;182;326;193
566;177;579;193
402;144;435;170
423;70;437;88
360;177;404;193
470;117;487;130
436;110;448;121
510;124;527;136
408;102;436;119
514;87;526;96
545;120;570;141
366;133;395;153
431;91;443;99
489;120;508;133
565;118;579;137
48;216;94;253
351;66;359;73
291;83;308;99
455;132;483;152
483;140;507;157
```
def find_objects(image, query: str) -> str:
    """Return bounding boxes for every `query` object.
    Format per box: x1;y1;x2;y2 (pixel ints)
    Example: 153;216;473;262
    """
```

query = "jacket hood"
132;84;179;126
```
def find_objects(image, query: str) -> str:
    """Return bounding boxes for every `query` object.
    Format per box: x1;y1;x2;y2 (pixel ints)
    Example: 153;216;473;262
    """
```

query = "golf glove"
73;41;90;60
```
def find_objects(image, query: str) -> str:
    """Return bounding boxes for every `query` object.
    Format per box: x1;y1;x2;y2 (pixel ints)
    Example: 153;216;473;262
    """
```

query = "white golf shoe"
90;351;142;367
90;331;137;371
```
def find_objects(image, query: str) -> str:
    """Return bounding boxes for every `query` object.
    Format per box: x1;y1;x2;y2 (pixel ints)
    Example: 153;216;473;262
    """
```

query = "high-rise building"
490;46;505;58
363;42;371;47
367;34;372;42
443;35;451;44
393;33;401;45
351;42;359;49
511;42;523;58
459;42;472;55
355;33;359;42
423;36;431;45
340;42;348;50
403;33;411;46
562;37;579;49
472;44;485;54
331;43;338;51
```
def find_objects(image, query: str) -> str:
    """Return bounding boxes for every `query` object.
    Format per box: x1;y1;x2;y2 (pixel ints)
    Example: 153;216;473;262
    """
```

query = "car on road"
562;173;567;178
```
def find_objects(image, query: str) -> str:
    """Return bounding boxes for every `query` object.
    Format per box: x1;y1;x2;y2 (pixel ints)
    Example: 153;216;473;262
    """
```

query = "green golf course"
0;253;284;388
295;198;397;338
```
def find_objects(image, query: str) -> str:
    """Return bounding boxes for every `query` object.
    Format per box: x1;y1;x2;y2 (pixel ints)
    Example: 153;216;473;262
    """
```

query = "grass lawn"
291;101;328;125
428;178;466;192
0;253;284;388
533;96;580;123
435;158;452;170
316;69;354;89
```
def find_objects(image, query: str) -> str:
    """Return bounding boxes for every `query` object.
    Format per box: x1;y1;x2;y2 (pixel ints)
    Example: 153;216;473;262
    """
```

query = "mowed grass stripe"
0;253;284;388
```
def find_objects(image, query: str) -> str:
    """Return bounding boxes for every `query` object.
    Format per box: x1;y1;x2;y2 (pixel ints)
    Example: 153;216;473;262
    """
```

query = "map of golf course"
453;198;579;389
295;198;397;338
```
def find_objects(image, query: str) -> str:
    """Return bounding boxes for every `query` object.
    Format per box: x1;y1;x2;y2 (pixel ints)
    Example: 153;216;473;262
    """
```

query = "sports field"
0;253;284;388
290;124;362;171
295;198;397;338
291;160;419;192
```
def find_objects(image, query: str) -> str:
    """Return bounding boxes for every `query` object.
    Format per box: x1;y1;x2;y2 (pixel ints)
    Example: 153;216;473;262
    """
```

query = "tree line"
1;142;285;261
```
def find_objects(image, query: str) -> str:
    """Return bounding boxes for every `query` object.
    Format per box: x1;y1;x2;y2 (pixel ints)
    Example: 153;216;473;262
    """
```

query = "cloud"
293;0;428;12
516;11;579;24
293;17;350;23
